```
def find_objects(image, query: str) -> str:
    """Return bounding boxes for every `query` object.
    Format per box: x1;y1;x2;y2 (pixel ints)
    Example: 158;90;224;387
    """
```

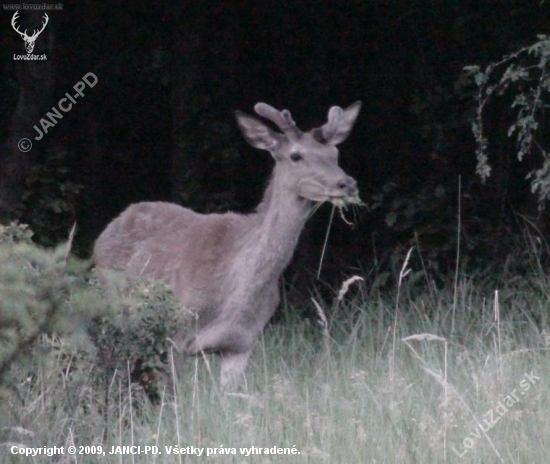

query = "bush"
17;149;84;246
469;35;550;206
0;222;188;419
88;275;189;401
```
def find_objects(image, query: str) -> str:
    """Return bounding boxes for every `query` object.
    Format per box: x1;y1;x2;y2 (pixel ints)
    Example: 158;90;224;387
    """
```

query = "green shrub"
0;222;188;416
469;35;550;206
17;150;84;246
87;275;189;401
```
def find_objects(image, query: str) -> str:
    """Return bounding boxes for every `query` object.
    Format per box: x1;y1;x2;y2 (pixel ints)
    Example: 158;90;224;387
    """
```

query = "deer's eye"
290;153;303;162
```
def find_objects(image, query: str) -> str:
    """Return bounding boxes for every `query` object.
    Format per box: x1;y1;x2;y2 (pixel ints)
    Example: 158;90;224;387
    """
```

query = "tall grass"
2;256;549;463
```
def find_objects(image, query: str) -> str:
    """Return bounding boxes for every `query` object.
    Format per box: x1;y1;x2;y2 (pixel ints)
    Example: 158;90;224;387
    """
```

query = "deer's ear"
235;111;284;151
322;101;362;146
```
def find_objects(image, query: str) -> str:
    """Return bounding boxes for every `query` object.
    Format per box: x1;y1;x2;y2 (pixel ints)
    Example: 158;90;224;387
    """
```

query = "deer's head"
236;102;361;207
12;11;49;54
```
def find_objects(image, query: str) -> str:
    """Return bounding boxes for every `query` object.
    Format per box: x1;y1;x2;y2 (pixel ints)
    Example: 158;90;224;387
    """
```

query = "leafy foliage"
0;222;92;397
371;181;464;275
88;276;189;400
0;221;34;245
0;222;188;409
469;35;550;205
17;149;83;246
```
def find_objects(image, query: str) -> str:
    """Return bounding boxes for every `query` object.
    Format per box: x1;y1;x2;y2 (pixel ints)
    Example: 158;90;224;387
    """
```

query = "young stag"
94;102;362;386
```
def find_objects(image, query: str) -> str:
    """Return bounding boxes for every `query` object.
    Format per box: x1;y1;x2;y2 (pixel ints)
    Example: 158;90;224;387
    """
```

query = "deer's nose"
337;176;358;196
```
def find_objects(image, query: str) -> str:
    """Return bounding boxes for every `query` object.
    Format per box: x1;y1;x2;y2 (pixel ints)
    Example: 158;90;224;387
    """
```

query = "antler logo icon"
11;11;49;54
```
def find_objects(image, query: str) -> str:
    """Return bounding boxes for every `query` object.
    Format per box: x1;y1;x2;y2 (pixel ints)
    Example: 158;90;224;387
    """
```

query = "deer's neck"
259;171;311;241
241;171;311;281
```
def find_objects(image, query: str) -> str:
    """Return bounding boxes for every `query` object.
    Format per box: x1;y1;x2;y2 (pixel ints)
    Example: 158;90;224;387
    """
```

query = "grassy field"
1;253;549;464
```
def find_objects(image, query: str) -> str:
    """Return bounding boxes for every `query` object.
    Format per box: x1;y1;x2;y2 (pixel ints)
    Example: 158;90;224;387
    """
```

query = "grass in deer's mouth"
316;197;365;278
330;195;364;208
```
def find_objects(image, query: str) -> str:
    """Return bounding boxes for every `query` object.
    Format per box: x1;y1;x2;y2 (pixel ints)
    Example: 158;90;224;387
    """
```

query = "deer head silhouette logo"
11;11;49;54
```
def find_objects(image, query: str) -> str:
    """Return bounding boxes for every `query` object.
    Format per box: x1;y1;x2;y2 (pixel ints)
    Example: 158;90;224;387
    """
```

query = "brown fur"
94;102;361;386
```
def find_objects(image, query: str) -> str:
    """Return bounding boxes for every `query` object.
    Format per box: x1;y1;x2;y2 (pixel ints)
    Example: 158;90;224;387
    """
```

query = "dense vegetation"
1;223;549;463
2;3;550;289
2;3;550;462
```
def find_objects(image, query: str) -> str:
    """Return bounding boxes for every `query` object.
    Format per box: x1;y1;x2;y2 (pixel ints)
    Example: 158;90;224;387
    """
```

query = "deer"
93;101;362;387
11;11;49;54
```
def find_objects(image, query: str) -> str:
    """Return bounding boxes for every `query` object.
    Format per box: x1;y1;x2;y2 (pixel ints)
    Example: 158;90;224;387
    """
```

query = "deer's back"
94;201;249;310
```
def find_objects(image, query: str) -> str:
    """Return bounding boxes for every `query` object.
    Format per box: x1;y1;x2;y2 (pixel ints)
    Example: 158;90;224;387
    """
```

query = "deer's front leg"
220;350;253;388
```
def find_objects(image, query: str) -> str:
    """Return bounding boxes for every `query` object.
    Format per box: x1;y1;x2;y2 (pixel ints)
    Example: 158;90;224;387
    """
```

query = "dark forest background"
1;1;549;302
